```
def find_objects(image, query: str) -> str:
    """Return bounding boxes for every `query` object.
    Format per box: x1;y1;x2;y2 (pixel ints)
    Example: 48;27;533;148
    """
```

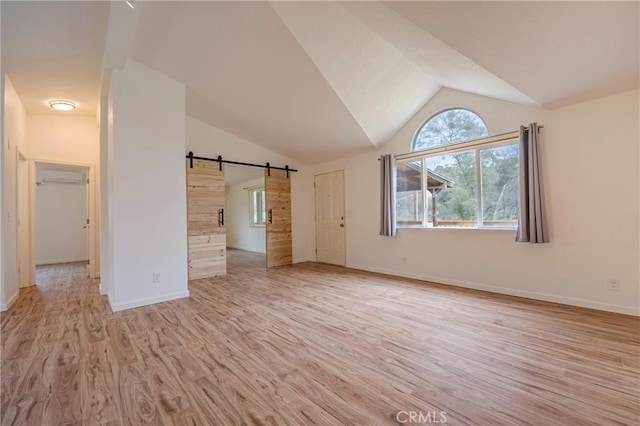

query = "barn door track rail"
186;151;297;178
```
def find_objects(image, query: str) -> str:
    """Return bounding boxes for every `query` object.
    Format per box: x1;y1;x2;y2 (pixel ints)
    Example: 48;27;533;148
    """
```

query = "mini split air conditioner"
37;170;84;185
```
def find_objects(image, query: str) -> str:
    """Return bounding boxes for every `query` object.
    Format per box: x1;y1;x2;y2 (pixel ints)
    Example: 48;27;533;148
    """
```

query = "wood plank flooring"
1;260;639;425
227;248;265;273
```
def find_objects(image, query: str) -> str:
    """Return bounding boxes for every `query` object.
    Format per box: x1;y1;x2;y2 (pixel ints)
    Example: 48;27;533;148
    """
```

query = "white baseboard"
37;257;88;266
346;263;639;317
1;291;19;312
293;256;314;264
99;283;107;296
109;290;190;312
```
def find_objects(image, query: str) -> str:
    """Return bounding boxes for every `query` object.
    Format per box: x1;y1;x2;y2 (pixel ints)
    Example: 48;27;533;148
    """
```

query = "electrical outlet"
606;279;620;291
153;272;161;283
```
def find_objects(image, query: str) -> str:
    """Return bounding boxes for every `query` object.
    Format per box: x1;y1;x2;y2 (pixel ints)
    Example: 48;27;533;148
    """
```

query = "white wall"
35;173;88;265
0;75;3;308
226;177;266;253
27;114;100;277
99;95;110;296
106;59;189;311
27;115;99;164
2;76;27;311
186;116;314;263
312;88;639;315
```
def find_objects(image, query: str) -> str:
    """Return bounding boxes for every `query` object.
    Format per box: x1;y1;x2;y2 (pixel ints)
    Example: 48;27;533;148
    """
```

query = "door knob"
340;223;344;228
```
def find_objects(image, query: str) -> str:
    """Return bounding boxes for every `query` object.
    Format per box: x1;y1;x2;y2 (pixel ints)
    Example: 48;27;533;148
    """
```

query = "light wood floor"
1;262;638;425
227;248;266;273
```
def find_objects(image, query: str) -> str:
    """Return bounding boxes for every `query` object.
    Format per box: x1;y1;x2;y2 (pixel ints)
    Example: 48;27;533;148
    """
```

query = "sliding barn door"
265;169;292;267
186;159;226;279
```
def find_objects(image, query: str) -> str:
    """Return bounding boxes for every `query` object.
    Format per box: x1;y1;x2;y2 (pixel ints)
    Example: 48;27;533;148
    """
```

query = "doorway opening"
224;164;266;274
186;154;293;281
33;161;92;282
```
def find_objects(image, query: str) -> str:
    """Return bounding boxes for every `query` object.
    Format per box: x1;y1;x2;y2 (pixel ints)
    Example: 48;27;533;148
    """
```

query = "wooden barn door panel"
187;159;226;279
265;169;292;267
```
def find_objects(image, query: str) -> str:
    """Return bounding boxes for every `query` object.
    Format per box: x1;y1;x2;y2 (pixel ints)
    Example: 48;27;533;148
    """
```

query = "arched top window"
412;108;488;152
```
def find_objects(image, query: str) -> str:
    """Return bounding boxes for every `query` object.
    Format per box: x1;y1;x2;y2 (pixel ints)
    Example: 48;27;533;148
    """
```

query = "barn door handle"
268;209;273;224
218;208;224;226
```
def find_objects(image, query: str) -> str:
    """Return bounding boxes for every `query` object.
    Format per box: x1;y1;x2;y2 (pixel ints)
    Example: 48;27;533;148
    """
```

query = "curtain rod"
186;151;298;177
391;125;544;162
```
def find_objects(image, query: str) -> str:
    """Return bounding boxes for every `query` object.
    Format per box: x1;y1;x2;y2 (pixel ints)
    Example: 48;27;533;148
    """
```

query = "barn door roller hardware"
186;152;297;178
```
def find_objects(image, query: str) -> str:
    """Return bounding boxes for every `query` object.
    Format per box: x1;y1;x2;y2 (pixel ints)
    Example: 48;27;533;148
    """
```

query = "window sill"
397;225;516;231
249;224;265;228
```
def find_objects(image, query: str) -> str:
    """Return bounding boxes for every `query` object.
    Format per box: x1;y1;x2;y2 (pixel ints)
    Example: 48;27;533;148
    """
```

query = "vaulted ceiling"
1;1;109;116
2;1;638;164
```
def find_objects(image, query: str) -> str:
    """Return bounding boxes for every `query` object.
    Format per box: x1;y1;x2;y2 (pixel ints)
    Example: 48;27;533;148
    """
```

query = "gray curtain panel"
379;154;397;236
516;123;549;243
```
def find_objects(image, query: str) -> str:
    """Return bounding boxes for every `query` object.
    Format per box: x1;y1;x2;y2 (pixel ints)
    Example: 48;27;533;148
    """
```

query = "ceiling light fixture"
49;100;76;111
125;0;135;9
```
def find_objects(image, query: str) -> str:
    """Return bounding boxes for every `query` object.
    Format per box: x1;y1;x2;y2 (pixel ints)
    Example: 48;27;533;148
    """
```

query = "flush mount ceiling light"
49;100;75;111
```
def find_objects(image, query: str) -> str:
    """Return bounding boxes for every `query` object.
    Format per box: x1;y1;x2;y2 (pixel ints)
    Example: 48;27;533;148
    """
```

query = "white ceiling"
131;1;372;164
1;1;109;116
2;1;638;163
385;1;640;109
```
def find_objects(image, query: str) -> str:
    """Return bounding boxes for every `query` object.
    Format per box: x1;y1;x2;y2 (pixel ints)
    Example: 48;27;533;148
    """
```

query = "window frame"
476;140;519;229
248;186;266;227
398;133;519;230
412;107;489;152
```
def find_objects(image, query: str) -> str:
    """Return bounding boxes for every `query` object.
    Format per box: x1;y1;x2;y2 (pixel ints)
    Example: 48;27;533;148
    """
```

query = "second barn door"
186;159;226;279
265;169;292;267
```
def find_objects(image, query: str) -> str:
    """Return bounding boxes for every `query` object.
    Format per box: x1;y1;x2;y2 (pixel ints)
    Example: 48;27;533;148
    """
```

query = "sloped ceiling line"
340;1;537;107
4;1;636;164
270;1;441;148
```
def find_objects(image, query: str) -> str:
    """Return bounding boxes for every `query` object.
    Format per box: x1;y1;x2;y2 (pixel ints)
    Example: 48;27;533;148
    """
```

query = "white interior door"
315;170;345;266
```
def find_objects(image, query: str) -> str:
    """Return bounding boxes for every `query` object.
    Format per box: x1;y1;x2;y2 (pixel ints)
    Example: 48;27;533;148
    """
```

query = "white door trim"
16;150;30;287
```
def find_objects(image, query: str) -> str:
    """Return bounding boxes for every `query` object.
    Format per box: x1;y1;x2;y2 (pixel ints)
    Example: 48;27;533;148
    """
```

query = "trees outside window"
480;144;519;225
397;108;518;228
413;108;488;151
